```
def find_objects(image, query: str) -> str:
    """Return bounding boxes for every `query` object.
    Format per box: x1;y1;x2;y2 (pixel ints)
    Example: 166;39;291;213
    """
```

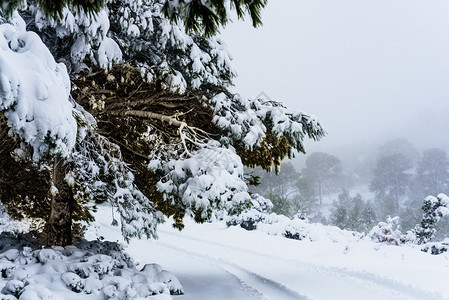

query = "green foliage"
248;163;298;216
73;66;213;229
248;162;320;219
302;152;342;205
240;134;292;173
2;0;105;18
162;0;267;37
5;0;266;38
330;190;377;233
413;194;449;244
414;148;449;198
294;176;319;219
0;117;93;239
370;153;412;216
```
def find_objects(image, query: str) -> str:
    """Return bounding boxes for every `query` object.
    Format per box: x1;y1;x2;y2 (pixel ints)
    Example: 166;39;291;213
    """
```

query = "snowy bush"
421;238;449;255
368;216;403;246
250;194;274;214
227;205;361;243
226;209;271;231
0;234;183;299
256;216;362;242
225;194;273;230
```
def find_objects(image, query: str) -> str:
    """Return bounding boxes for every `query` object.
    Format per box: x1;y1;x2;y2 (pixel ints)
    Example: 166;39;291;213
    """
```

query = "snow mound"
227;209;361;243
421;238;449;255
0;234;183;299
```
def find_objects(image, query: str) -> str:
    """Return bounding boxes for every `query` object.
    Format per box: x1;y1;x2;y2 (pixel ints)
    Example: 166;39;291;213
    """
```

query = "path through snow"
87;208;449;300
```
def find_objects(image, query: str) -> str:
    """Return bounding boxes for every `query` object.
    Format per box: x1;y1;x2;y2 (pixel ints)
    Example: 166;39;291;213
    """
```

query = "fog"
221;0;449;162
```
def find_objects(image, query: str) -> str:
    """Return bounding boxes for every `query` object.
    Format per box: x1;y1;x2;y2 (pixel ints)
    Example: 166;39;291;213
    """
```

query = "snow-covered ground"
87;207;449;300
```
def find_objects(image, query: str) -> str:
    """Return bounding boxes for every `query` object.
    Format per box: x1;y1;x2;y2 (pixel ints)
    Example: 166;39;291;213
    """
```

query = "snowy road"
89;211;449;300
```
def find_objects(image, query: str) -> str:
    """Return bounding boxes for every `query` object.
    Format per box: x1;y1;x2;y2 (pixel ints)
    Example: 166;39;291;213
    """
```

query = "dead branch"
110;110;186;127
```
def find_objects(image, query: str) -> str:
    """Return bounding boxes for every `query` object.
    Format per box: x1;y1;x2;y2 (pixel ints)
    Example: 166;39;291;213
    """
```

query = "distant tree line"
249;138;449;239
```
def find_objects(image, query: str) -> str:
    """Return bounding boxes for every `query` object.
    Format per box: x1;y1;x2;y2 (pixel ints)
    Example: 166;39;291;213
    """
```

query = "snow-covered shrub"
0;234;183;299
227;207;361;243
225;194;273;230
226;209;270;231
421;238;449;255
368;216;403;246
413;193;449;244
250;194;274;214
256;216;362;242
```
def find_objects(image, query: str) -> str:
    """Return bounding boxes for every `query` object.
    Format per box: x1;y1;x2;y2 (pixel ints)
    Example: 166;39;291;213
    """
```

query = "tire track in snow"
218;263;310;300
157;228;444;300
154;240;309;300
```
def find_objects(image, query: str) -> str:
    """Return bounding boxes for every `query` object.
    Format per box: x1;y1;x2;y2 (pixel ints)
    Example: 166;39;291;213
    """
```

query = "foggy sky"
221;0;449;158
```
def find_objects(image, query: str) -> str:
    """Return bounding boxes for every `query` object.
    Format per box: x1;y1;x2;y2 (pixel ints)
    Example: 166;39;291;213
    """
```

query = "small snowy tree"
413;194;449;244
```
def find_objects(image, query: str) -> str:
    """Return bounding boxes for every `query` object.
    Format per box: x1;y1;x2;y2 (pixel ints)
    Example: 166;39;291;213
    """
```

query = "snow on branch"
210;92;325;171
0;13;77;161
152;140;252;224
71;131;164;241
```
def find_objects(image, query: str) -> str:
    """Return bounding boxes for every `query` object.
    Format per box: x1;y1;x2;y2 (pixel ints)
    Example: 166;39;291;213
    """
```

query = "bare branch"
110;110;186;127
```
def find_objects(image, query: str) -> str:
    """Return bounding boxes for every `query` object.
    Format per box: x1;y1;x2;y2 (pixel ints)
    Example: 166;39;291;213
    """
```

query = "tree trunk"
45;159;74;246
394;174;400;215
318;181;322;206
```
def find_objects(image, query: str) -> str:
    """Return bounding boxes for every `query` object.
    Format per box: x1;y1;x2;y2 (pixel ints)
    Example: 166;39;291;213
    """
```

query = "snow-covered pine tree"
0;1;325;245
413;194;449;244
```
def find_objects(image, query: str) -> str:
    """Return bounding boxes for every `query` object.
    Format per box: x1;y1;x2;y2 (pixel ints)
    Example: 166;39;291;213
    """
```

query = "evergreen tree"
295;175;320;221
330;190;377;233
370;153;412;217
1;0;105;18
414;148;449;198
301;152;342;206
2;0;266;36
0;2;324;245
378;139;420;164
413;194;449;244
249;162;301;218
162;0;268;36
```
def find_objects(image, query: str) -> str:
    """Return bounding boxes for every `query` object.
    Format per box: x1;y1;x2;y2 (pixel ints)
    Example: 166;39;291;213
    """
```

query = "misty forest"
0;1;448;300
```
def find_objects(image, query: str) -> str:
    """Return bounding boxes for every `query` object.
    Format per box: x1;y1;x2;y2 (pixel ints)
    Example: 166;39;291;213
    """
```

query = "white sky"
221;0;449;155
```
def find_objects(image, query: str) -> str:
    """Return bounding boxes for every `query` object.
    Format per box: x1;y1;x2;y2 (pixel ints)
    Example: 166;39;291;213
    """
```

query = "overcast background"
220;0;449;166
